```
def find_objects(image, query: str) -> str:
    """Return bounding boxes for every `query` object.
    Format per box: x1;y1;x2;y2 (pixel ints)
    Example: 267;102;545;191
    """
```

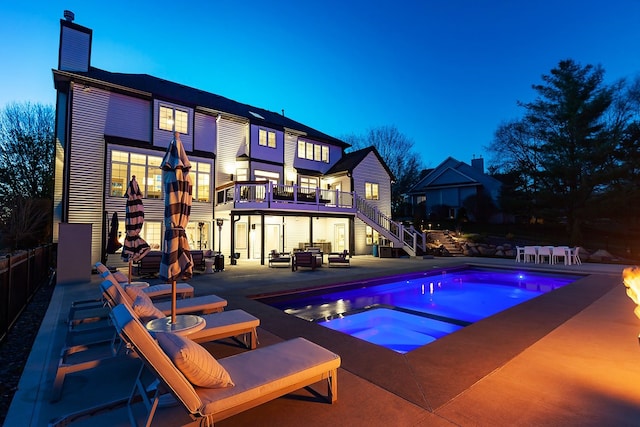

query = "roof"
326;146;395;181
407;156;500;194
53;66;349;148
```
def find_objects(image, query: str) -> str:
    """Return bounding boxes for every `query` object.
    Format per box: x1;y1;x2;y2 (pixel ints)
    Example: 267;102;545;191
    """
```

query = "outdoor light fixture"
216;219;224;254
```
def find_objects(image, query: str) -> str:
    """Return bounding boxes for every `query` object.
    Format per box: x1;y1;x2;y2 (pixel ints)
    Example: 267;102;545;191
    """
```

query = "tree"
342;125;423;218
0;102;55;250
487;60;625;244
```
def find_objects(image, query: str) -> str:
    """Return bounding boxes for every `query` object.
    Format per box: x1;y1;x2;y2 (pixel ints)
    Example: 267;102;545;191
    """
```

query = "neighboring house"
52;14;426;265
407;157;505;224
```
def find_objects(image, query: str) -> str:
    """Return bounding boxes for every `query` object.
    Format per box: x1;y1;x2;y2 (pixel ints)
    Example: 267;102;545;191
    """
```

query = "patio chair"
292;251;318;271
570;246;582;265
108;303;340;427
102;278;228;316
523;246;538;263
328;250;350;268
268;250;291;268
100;280;260;349
96;262;195;299
537;246;552;264
515;246;525;263
552;246;569;265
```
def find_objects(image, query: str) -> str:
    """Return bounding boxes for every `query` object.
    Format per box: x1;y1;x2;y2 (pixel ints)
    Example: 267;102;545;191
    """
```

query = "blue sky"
2;1;640;168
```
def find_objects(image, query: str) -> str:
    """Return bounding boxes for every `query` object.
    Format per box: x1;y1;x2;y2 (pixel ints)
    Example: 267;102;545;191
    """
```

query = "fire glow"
623;266;640;320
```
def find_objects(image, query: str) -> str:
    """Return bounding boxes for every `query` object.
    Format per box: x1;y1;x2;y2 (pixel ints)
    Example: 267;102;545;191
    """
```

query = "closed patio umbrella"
122;175;151;283
106;211;122;254
159;132;193;323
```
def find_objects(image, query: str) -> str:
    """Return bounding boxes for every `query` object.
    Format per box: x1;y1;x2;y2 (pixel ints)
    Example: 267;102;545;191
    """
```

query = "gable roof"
408;156;500;194
326;146;395;181
53;66;349;148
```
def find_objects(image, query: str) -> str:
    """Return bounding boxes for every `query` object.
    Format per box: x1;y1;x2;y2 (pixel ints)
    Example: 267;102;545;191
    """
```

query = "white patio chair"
570;246;582;265
537;246;552;264
515;246;525;263
552;246;568;265
523;246;537;263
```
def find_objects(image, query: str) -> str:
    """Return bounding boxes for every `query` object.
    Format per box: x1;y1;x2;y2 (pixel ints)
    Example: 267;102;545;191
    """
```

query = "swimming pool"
258;267;582;353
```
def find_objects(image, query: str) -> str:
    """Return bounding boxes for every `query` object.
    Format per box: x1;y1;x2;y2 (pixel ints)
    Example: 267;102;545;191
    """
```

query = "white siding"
352;151;392;255
59;25;91;72
105;93;151;141
68;84;109;263
216;118;248;182
194;112;216;153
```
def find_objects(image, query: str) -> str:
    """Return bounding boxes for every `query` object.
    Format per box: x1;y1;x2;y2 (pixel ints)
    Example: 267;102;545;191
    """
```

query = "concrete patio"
6;255;640;426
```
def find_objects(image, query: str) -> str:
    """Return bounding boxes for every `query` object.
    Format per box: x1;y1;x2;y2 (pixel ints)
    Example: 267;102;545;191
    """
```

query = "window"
365;182;379;200
258;129;276;148
192;161;211;202
297;139;329;163
159;105;188;134
110;150;163;198
299;176;318;193
365;226;379;246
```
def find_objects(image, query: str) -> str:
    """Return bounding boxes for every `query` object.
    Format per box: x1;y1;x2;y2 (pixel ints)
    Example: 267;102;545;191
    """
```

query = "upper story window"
192;161;211;202
258;129;276;148
365;182;379;200
111;150;163;198
159;105;188;134
299;176;318;192
297;140;329;163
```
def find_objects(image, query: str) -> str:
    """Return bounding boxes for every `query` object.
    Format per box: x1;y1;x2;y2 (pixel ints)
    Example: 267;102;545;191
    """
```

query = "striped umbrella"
122;175;151;282
159;133;193;323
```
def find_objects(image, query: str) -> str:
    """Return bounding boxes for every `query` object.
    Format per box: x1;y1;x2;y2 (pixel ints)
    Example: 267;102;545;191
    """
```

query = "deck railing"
215;182;425;254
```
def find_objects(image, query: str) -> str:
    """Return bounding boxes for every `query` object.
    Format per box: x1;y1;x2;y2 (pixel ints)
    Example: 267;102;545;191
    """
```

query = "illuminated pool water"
259;268;582;353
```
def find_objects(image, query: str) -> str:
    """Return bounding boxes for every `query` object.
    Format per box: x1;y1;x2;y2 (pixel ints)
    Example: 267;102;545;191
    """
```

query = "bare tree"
0;102;55;249
342;125;423;218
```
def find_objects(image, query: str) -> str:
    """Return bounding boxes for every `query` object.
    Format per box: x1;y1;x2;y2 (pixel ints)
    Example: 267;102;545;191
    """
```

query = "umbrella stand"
171;280;177;324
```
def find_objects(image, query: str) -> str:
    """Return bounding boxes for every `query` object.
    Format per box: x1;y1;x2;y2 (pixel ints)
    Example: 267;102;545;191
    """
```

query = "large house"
52;13;426;265
407;157;505;224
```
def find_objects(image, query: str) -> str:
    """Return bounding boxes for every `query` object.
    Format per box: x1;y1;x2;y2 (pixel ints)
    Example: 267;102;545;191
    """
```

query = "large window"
191;161;211;202
110;150;163;198
365;182;379;200
297;139;329;163
365;225;379;245
258;129;276;148
159;105;188;134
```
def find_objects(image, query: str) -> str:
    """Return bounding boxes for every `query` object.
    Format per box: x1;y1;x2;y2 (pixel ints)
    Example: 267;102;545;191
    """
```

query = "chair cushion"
131;294;165;323
125;284;149;303
156;332;234;389
112;271;129;283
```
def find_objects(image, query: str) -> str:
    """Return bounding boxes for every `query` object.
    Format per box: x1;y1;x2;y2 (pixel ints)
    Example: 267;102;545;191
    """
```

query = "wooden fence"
0;244;55;343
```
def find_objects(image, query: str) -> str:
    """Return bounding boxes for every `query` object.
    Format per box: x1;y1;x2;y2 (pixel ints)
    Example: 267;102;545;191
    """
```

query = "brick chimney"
471;157;484;173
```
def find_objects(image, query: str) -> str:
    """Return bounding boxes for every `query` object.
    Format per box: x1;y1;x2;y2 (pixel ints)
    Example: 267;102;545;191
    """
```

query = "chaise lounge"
108;303;340;426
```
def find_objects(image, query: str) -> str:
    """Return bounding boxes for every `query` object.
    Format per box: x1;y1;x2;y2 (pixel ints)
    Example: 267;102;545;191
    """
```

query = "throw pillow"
156;333;234;388
131;295;165;323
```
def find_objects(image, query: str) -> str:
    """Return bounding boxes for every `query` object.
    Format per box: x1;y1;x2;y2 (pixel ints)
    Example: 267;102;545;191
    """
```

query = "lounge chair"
108;303;340;426
96;262;195;299
99;280;259;349
268;250;291;268
102;278;227;316
328;250;350;267
52;282;259;402
292;251;318;271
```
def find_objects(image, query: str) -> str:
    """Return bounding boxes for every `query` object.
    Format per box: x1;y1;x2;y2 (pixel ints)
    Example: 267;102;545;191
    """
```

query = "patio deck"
6;256;640;426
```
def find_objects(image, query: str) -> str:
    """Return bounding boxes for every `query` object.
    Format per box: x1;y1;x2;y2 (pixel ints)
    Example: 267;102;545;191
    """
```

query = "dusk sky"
2;1;639;168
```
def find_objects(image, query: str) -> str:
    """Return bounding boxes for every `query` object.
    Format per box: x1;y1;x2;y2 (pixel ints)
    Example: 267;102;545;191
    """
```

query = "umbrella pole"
128;259;133;284
171;280;177;324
